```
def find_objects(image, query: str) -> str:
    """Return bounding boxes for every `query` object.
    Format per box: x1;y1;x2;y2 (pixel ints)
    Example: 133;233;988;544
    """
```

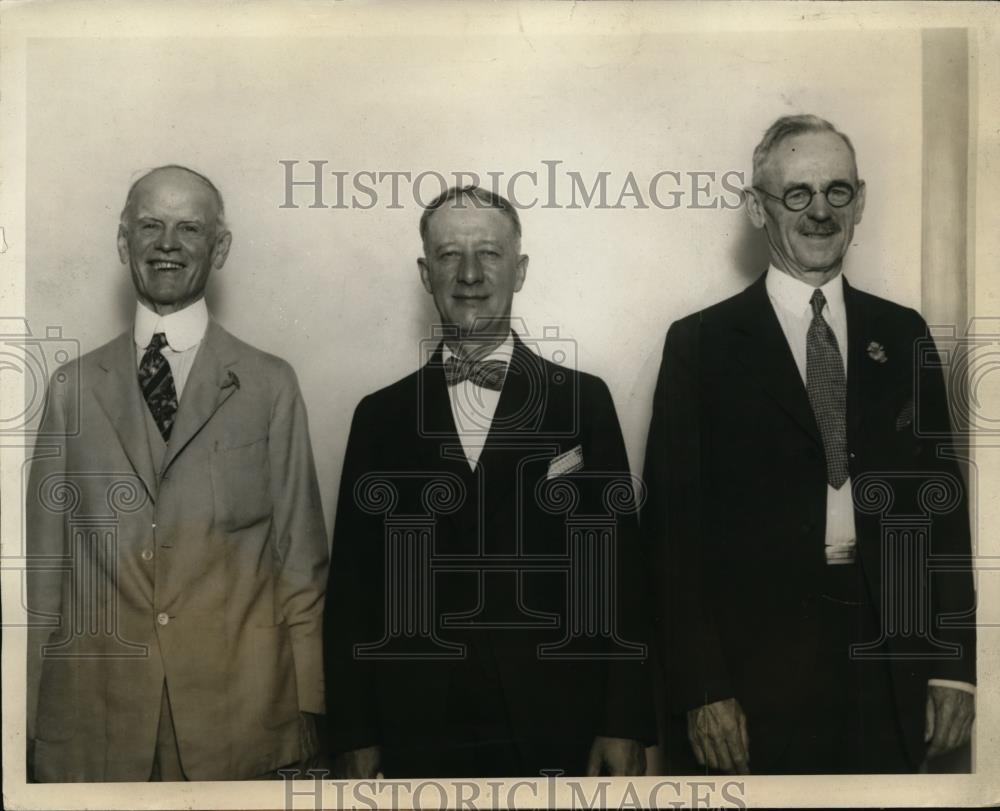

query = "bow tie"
443;356;508;391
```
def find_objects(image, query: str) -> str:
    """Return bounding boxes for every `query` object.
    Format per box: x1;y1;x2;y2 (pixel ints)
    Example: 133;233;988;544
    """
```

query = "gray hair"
419;185;521;248
119;164;227;231
751;115;858;186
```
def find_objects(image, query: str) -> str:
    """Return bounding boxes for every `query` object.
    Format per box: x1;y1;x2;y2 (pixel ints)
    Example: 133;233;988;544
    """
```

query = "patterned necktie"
806;289;849;488
443;356;507;391
138;332;179;441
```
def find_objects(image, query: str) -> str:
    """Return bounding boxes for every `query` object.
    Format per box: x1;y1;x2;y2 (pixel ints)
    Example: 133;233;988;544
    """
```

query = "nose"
156;224;180;252
457;252;484;284
806;190;832;220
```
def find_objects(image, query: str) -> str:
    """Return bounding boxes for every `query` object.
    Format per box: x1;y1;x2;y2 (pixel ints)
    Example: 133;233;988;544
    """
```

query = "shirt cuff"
928;678;975;695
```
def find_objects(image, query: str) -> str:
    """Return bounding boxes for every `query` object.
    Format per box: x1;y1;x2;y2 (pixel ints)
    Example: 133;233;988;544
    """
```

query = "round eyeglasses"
753;181;860;212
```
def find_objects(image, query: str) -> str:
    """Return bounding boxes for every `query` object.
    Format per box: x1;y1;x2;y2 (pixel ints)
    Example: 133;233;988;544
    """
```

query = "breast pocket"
210;435;273;531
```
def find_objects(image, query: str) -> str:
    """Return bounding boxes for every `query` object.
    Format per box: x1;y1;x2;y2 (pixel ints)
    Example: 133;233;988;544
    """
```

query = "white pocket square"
547;445;584;479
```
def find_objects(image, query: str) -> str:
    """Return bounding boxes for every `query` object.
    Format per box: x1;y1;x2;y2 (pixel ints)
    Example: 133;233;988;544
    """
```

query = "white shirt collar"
765;264;846;321
133;298;209;352
441;332;515;366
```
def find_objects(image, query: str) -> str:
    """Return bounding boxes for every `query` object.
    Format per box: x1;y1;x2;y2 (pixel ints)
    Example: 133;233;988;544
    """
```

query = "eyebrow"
134;214;207;224
782;178;855;191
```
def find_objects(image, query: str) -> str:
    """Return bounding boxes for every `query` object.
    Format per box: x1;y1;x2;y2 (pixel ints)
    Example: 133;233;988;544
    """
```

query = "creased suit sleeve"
642;321;733;713
908;312;976;685
584;377;656;744
268;364;329;714
25;368;72;743
323;397;382;753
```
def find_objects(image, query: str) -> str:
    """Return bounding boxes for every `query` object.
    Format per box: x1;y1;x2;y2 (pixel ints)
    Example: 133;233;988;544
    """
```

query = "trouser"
749;562;913;774
382;631;592;778
150;683;185;781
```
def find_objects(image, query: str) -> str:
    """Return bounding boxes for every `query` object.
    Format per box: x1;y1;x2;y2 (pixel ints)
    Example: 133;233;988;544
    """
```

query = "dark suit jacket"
641;273;975;766
324;334;654;768
27;321;328;781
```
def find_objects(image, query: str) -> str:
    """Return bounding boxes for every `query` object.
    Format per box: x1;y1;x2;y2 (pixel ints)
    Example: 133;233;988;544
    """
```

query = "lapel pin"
223;370;241;389
866;341;888;363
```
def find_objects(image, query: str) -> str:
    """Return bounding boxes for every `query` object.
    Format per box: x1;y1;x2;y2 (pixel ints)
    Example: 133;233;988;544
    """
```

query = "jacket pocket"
252;622;300;729
35;658;77;742
210;436;273;531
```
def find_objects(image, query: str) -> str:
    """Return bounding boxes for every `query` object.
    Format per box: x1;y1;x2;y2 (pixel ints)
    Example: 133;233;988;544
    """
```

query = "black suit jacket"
641;273;975;765
324;334;654;764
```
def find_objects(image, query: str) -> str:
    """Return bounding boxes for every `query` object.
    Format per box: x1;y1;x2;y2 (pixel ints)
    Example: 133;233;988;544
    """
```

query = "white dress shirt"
765;266;974;696
133;298;208;400
765;267;856;564
442;333;514;469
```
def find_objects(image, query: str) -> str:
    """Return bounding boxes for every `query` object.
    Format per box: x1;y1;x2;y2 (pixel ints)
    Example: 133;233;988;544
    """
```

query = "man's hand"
586;736;646;776
925;685;974;760
333;745;382;779
687;697;750;774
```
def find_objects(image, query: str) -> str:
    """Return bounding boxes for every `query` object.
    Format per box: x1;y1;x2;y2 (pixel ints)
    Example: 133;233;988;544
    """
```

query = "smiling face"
117;167;232;315
417;201;528;350
746;130;866;285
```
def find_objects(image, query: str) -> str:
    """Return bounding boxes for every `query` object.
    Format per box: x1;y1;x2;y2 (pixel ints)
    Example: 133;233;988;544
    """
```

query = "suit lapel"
160;321;239;476
843;278;870;443
732;274;822;446
93;332;159;502
418;344;475;476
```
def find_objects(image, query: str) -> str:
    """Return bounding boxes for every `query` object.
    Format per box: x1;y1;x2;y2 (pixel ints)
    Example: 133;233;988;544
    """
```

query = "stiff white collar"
133;298;209;352
441;332;515;366
765;265;846;321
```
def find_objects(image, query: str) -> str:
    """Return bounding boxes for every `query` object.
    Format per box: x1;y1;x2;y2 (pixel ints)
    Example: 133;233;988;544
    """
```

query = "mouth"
149;260;186;271
800;229;839;239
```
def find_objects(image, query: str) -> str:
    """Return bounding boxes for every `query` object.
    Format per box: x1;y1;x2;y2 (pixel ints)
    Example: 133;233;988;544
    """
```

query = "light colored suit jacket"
26;320;328;781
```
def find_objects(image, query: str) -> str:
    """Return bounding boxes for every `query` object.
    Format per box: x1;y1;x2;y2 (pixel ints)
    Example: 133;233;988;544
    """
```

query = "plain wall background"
26;31;924;532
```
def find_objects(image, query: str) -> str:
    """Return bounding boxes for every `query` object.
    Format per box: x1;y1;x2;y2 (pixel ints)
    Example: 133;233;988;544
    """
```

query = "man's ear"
418;257;433;294
513;254;528;293
211;230;233;270
744;188;767;230
117;225;130;265
853;180;867;226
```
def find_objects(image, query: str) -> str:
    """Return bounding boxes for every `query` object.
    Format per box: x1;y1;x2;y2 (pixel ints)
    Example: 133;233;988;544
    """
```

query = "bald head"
120;165;226;231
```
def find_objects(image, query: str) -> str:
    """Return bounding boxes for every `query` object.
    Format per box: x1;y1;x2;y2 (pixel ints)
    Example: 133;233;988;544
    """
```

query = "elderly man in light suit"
26;165;328;781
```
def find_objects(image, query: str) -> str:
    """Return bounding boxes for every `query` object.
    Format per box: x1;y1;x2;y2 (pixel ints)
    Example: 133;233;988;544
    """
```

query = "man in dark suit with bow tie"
26;166;328;781
642;115;976;774
324;185;653;778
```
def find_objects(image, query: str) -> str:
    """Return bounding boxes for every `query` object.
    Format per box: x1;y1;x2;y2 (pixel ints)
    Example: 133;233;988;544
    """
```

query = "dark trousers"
383;631;591;778
748;563;912;774
659;563;914;776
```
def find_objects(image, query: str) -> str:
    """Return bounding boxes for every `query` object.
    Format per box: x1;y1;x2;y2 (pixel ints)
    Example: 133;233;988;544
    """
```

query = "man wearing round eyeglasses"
642;115;975;774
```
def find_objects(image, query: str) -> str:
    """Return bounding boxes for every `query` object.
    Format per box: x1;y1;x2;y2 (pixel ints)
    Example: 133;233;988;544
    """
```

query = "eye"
783;188;812;209
479;249;500;258
180;223;202;234
140;222;158;231
826;183;855;207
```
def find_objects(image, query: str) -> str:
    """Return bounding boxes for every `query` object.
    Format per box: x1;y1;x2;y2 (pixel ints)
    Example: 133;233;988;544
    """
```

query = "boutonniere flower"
866;341;888;363
222;370;241;389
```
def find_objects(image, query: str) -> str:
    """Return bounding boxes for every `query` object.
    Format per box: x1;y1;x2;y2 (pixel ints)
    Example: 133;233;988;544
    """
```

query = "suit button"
849;452;857;460
157;612;170;626
141;549;154;561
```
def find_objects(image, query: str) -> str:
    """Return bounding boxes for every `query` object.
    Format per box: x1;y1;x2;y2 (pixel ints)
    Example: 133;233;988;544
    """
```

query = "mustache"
799;222;840;236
